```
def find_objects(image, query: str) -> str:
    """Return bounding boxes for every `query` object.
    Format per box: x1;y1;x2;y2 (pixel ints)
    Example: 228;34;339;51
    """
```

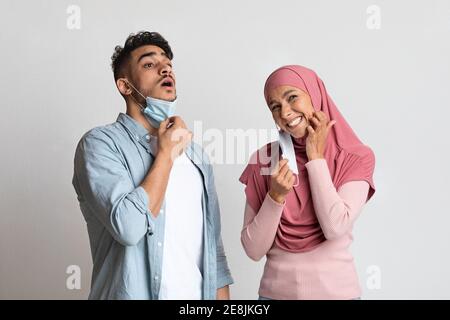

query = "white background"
1;0;449;299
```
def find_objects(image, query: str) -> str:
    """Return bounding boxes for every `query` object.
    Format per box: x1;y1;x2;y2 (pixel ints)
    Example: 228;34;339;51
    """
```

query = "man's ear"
116;78;132;96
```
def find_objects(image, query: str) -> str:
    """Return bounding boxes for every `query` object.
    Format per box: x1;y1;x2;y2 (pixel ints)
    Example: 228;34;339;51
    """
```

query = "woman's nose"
280;104;292;119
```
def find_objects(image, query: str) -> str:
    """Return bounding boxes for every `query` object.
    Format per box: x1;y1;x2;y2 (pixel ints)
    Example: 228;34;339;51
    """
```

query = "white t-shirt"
154;139;204;300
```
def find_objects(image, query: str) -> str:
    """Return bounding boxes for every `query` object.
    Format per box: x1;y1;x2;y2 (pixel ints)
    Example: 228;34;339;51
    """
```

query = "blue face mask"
127;81;177;128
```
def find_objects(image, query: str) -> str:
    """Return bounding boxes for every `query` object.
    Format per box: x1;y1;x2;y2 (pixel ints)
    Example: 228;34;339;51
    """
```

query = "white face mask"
278;129;300;186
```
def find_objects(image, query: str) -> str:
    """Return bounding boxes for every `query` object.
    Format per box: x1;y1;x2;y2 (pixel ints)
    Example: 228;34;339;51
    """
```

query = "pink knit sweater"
241;159;370;300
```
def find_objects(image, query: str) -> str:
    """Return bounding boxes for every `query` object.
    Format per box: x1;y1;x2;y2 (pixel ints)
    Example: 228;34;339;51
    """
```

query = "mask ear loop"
293;174;299;187
125;80;146;110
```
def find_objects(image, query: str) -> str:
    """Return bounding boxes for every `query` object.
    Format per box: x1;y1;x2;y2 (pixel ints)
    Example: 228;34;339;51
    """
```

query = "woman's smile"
286;116;303;129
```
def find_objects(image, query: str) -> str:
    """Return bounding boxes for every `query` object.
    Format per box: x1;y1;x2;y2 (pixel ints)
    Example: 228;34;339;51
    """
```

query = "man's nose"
160;63;172;76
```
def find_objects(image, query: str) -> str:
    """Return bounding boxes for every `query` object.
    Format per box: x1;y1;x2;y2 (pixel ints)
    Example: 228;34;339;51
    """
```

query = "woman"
239;65;376;300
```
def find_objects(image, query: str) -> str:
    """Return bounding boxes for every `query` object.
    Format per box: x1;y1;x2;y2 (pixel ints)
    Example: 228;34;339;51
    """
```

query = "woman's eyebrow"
282;89;296;99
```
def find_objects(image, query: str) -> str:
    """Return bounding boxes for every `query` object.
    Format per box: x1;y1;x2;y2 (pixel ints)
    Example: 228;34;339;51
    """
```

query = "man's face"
128;44;176;102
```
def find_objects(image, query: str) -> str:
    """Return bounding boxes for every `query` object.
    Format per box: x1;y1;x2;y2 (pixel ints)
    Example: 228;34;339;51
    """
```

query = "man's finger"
159;118;170;132
169;116;182;125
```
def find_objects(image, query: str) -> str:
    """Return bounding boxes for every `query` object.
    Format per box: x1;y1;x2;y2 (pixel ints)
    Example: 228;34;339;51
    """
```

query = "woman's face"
267;85;316;139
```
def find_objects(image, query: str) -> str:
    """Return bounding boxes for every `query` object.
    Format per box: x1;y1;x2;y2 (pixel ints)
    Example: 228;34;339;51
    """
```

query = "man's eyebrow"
137;51;158;63
137;51;169;63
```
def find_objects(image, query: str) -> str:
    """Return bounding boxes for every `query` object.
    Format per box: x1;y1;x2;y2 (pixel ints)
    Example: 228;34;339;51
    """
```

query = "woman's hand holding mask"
268;159;295;204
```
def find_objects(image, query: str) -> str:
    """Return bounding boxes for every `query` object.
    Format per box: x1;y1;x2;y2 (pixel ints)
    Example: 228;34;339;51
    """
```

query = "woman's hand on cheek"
305;111;336;161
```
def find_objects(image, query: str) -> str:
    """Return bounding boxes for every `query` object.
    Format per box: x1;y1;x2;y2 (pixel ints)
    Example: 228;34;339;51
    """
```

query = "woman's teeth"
287;117;302;128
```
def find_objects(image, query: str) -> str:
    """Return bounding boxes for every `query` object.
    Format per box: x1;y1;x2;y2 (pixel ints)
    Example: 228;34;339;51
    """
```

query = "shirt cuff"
127;186;150;215
129;186;156;235
266;192;286;208
217;273;234;290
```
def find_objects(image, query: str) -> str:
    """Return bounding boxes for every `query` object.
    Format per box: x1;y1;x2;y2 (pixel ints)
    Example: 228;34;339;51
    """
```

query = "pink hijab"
239;65;376;253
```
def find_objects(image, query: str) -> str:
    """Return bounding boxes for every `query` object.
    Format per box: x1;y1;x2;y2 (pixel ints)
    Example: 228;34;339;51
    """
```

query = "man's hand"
158;116;193;161
140;116;192;217
216;286;230;300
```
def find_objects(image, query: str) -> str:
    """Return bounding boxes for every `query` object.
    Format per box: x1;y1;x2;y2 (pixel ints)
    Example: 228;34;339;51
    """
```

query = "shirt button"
160;209;164;214
157;242;162;247
146;134;150;140
154;275;159;280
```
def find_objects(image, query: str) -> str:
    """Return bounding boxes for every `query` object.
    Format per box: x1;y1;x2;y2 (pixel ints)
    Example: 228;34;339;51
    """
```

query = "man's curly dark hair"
111;31;173;81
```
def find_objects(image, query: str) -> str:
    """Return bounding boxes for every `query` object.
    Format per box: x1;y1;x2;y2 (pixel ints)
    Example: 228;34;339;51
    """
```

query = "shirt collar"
116;113;203;172
117;112;150;141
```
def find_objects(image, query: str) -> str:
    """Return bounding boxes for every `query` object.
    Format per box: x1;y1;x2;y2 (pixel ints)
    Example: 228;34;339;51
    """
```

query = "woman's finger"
327;120;337;131
319;113;330;126
278;160;290;177
274;158;288;176
315;111;327;122
307;125;315;135
288;174;296;186
279;158;289;170
283;174;295;189
310;116;321;128
312;111;319;121
314;115;324;127
283;169;293;181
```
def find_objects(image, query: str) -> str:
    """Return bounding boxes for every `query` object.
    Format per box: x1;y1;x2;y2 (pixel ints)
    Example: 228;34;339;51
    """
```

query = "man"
72;31;233;299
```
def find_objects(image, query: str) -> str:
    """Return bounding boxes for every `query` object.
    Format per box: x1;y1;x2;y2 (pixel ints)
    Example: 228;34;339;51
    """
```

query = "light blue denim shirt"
72;113;233;299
